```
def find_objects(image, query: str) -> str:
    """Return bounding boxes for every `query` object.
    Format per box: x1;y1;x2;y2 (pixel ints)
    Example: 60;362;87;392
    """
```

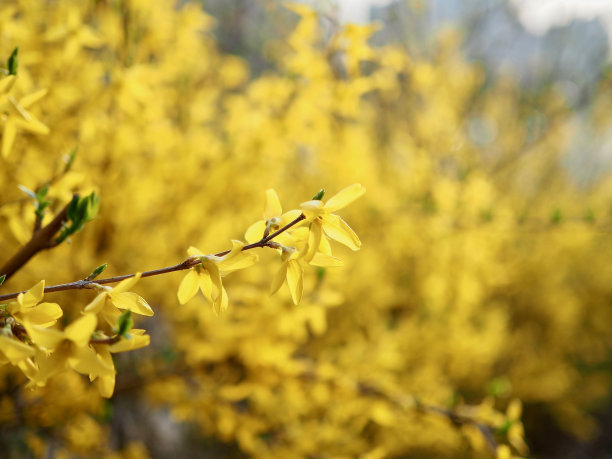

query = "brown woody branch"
0;196;76;284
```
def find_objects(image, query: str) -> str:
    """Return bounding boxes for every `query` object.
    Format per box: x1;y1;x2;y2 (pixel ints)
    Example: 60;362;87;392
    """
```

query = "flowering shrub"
1;1;611;457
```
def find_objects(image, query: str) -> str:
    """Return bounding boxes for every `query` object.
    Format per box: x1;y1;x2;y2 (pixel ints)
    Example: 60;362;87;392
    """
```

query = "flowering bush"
1;1;611;457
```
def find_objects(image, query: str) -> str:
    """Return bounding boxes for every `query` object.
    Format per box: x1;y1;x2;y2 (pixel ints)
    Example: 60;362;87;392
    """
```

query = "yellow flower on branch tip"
177;241;258;313
245;189;302;244
300;183;365;260
84;273;153;326
7;280;63;327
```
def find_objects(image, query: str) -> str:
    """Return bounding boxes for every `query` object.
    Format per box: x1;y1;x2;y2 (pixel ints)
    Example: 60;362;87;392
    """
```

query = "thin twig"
0;214;306;302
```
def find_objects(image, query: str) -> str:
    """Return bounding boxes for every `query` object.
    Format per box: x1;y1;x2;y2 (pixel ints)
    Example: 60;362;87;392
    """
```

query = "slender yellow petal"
23;320;64;350
19;302;63;327
177;269;199;304
65;313;97;347
113;273;141;293
270;263;288;295
318;232;332;255
324;183;366;212
83;293;107;314
198;270;214;301
30;348;67;386
0;335;35;363
217;286;229;314
110;292;154;316
264;189;283;220
304;219;323;262
0;75;17;94
20;280;45;308
202;259;225;314
218;252;259;274
187;246;204;257
108;331;150;353
94;347;115;398
300;199;325;218
286;260;304;305
97;373;115;398
19;88;48;108
1;117;16;158
280;209;303;226
245;220;266;243
309;252;344;267
321;214;361;250
68;345;115;377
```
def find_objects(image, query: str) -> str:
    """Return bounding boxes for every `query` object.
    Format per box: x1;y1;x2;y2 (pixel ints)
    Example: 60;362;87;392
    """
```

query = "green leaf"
0;274;5;286
57;192;101;244
7;47;18;76
117;310;133;337
312;189;325;200
64;148;77;173
88;263;108;280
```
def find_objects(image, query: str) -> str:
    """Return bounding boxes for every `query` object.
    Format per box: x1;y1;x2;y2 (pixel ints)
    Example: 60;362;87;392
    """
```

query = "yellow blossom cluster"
1;0;611;457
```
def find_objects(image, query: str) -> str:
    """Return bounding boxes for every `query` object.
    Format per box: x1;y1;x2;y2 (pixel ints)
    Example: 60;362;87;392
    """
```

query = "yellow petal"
2;117;17;158
280;209;303;226
108;331;150;353
97;373;115;398
304;219;323;262
110;292;154;316
286;260;304;305
300;199;325;219
0;335;35;364
324;183;366;212
270;263;288;295
309;252;344;267
65;313;97;347
19;88;48;109
244;220;266;243
94;347;115;398
68;345;115;377
218;252;259;274
198;270;214;301
19;302;63;327
187;246;204;257
23;320;64;350
322;214;361;250
264;189;282;220
113;273;141;293
20;280;45;308
0;75;17;94
83;293;108;314
177;269;199;304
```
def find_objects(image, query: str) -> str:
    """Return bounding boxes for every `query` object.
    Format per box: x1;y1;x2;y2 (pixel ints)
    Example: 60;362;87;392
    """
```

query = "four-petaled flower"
300;183;365;261
177;240;259;313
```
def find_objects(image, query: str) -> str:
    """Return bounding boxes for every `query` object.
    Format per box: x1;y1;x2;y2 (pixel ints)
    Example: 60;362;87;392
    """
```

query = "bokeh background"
1;0;612;457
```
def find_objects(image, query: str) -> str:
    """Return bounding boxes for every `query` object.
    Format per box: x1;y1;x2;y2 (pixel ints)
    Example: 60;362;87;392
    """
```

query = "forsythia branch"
0;213;306;302
0;196;76;282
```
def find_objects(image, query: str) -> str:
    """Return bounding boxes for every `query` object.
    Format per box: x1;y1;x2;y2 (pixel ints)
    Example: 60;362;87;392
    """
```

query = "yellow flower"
270;246;304;305
7;280;63;327
177;240;259;313
300;183;365;260
244;189;302;244
0;75;49;157
84;273;154;326
23;313;115;389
